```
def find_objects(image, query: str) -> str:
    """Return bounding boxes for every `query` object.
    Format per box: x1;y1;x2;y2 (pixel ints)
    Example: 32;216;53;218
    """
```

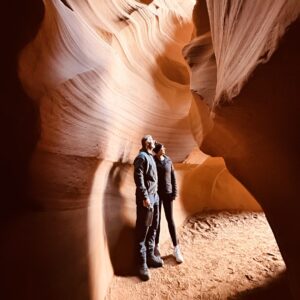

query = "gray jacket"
133;149;158;202
154;155;177;198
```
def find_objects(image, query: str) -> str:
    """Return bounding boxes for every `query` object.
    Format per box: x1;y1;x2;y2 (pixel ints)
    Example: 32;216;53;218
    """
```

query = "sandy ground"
106;211;291;300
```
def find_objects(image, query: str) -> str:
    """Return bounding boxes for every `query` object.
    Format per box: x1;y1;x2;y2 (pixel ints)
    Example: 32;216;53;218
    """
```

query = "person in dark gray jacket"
133;135;164;281
153;142;183;263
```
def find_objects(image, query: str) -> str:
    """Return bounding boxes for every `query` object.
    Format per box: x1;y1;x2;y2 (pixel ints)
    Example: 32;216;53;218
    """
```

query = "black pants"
135;196;159;266
155;193;178;247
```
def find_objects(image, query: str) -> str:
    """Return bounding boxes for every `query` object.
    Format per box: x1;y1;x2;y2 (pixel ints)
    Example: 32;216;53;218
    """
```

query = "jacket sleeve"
171;163;177;198
134;156;149;199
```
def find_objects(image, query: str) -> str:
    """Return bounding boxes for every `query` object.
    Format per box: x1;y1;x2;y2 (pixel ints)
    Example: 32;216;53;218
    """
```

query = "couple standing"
133;135;183;281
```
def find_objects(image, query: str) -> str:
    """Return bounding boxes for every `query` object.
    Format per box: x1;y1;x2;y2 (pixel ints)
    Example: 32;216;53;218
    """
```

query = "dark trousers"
155;193;178;247
135;199;159;266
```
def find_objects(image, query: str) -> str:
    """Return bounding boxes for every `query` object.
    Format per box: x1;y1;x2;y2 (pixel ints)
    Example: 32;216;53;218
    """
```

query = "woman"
153;142;183;263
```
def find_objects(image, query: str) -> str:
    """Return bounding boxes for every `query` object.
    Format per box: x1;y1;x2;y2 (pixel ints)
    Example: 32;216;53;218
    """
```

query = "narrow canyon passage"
2;1;299;299
106;212;287;300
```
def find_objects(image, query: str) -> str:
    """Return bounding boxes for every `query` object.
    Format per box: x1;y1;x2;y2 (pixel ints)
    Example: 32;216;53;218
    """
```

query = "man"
134;135;164;281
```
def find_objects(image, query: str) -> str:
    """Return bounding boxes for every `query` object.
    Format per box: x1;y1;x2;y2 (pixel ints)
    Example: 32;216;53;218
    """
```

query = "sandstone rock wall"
4;0;299;299
184;0;300;297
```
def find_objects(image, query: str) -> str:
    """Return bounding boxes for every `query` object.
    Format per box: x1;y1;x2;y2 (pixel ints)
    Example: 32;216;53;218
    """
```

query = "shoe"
147;254;164;268
137;264;150;281
174;245;184;263
154;244;161;257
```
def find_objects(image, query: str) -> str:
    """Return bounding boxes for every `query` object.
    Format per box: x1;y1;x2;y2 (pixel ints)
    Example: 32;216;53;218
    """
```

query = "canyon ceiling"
1;0;300;299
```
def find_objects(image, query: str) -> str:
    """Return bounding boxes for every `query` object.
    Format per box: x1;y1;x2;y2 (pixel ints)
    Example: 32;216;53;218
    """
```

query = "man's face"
146;136;155;150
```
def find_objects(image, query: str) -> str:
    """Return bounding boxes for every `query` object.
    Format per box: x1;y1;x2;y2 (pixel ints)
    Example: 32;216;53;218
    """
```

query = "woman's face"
159;145;166;156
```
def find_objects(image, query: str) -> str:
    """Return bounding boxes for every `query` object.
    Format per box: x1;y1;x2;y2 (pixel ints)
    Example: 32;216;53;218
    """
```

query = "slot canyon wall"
0;0;299;299
184;0;300;298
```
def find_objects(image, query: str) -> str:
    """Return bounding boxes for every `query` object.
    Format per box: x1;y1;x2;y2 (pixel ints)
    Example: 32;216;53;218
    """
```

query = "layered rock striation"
2;0;299;299
184;0;300;298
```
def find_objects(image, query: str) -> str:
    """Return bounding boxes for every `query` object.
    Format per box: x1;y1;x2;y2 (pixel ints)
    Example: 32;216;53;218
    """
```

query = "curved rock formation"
2;0;299;299
17;3;198;297
184;0;300;298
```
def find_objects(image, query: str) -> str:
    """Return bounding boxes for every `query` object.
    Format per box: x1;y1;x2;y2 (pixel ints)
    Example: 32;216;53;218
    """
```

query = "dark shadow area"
0;2;44;299
229;271;292;300
110;225;136;276
161;254;178;266
138;0;154;5
32;208;91;300
28;152;101;300
201;16;300;298
0;2;43;210
0;2;97;299
104;162;136;276
193;0;211;36
60;0;73;11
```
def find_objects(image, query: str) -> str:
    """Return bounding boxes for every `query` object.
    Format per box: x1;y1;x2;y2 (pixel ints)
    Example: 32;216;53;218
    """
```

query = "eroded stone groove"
1;0;299;299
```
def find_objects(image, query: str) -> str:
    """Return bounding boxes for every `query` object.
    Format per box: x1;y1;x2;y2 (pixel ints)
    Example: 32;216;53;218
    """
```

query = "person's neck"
142;147;152;154
157;154;164;161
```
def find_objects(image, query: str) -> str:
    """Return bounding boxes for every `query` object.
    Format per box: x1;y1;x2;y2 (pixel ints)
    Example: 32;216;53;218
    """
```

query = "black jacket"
134;149;158;201
154;155;177;198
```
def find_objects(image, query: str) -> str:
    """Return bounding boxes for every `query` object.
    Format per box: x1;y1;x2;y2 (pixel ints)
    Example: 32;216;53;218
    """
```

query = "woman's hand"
143;198;151;207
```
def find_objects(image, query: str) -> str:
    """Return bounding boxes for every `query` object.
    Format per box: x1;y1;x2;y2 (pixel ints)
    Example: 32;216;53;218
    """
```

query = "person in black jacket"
153;142;184;263
133;135;164;281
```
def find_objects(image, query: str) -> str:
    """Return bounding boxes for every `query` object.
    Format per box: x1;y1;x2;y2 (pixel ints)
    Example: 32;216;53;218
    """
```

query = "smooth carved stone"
5;0;298;299
184;1;300;298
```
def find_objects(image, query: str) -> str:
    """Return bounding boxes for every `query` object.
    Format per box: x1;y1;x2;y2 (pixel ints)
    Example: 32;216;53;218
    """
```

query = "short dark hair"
141;135;152;147
153;142;163;154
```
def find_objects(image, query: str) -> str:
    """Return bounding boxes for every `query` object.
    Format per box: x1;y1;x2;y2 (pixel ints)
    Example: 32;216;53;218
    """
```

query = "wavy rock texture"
184;0;300;298
19;0;197;162
17;4;199;298
3;0;299;299
13;1;260;299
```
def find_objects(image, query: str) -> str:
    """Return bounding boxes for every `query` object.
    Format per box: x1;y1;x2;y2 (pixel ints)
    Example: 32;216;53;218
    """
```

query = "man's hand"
143;198;151;208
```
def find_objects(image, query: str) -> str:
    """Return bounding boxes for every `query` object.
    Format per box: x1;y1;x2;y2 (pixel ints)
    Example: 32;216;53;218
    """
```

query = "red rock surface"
107;212;287;300
1;1;299;299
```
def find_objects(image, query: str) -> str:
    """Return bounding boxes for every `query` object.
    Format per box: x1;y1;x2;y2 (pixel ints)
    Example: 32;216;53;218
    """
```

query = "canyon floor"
106;211;292;300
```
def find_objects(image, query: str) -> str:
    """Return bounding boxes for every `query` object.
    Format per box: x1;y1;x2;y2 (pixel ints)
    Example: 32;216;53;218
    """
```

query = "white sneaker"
174;245;184;263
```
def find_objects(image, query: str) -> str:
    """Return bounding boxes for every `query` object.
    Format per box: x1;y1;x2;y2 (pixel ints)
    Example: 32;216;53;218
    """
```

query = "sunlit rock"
4;0;299;299
184;0;300;297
